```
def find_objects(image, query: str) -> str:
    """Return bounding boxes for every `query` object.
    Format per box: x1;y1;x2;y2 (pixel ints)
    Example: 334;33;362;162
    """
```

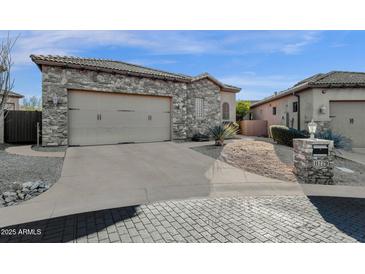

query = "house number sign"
313;160;329;168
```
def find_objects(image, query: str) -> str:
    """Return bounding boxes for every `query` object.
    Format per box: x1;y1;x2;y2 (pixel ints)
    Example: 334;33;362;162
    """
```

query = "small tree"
0;34;16;143
236;100;250;121
22;96;42;111
0;34;16;116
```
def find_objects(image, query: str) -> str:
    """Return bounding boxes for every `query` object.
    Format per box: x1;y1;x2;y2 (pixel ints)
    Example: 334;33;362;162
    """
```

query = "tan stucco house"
31;55;240;146
0;90;24;143
249;71;365;148
0;90;23;110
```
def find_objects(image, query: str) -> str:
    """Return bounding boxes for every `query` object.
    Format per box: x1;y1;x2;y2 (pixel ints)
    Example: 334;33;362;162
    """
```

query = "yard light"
52;94;59;107
308;119;317;139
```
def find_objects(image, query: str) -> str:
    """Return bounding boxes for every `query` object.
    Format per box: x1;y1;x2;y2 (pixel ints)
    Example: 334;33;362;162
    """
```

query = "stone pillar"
293;138;334;185
0;112;4;144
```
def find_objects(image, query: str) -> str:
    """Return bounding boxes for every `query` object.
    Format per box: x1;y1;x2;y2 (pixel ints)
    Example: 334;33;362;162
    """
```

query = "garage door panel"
330;101;365;147
68;90;171;146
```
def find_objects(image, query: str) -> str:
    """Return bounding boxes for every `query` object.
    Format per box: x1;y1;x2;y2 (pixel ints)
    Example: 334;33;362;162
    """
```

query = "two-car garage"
68;90;171;146
330;101;365;148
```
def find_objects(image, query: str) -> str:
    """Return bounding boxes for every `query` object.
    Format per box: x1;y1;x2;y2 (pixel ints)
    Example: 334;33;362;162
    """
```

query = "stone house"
249;71;365;148
31;55;240;146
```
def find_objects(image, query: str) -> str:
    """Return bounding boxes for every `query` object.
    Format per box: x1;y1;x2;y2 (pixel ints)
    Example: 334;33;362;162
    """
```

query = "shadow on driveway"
308;196;365;242
0;206;138;243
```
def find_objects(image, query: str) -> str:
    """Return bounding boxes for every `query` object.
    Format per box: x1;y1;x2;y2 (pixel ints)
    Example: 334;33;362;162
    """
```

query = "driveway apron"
0;142;303;227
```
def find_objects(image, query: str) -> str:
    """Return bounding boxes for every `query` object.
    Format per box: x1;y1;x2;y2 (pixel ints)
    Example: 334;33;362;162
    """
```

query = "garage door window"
195;98;204;118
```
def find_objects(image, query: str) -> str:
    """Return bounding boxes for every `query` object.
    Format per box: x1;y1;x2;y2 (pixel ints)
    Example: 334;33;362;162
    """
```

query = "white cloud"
1;30;322;70
219;72;298;89
280;31;320;54
218;72;302;100
2;30;223;69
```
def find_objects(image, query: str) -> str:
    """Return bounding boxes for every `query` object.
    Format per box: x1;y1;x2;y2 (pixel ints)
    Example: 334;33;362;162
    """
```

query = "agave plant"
208;123;239;146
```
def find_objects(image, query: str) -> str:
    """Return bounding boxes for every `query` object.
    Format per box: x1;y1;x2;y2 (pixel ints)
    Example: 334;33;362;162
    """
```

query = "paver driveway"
0;142;302;227
0;196;363;243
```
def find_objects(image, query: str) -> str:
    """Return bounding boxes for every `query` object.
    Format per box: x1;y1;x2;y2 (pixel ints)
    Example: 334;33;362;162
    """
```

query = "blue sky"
2;30;365;101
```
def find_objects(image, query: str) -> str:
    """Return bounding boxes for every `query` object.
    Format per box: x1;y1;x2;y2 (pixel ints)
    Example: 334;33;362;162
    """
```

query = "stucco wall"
310;87;365;128
220;91;236;122
4;96;20;110
251;94;299;129
251;87;365;133
41;65;223;146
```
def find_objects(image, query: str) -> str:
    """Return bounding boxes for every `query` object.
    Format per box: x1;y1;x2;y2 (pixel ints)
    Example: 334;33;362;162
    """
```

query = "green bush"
315;130;352;150
269;125;308;147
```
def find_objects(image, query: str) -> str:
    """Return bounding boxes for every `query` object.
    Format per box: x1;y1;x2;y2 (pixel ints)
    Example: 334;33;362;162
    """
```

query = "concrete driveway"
0;142;302;227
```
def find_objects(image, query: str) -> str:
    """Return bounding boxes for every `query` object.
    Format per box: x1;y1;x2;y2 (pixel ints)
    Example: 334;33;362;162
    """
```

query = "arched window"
222;102;230;120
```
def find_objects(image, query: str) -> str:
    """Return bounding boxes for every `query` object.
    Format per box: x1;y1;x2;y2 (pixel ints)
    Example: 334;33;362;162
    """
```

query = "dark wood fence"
4;110;42;144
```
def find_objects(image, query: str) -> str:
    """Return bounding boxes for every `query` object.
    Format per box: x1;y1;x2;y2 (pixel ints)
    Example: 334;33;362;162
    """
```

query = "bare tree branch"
0;32;18;117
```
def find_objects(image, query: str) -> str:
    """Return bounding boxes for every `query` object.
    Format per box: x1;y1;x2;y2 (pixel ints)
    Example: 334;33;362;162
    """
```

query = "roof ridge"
31;54;191;79
30;54;241;91
309;71;335;83
327;70;365;75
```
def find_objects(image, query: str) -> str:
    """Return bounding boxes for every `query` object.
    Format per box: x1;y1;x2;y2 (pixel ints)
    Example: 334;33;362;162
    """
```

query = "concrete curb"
5;145;65;158
301;184;365;198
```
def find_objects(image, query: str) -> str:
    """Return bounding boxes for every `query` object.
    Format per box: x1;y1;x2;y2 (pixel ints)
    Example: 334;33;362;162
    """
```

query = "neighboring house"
0;90;23;110
0;91;24;144
31;55;240;146
249;71;365;148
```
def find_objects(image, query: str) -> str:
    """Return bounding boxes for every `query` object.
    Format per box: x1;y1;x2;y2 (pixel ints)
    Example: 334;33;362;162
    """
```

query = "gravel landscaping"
0;145;64;207
192;139;365;186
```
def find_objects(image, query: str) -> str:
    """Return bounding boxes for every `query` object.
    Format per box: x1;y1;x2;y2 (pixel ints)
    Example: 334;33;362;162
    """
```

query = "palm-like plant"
208;123;239;146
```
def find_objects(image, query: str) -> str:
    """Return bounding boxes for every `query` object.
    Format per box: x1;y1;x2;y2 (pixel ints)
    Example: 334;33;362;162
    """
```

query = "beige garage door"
68;90;171;146
330;101;365;148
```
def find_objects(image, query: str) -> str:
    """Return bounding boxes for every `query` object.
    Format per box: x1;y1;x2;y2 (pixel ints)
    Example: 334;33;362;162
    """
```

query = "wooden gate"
4;110;42;144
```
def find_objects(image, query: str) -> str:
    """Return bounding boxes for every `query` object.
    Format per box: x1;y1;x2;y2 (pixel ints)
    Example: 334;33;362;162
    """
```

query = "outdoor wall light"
319;105;327;114
52;94;59;107
308;119;317;139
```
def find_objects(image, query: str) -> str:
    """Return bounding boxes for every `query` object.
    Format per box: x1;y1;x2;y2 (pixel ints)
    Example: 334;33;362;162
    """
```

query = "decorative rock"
30;181;40;190
22;181;34;189
3;191;17;203
0;180;50;207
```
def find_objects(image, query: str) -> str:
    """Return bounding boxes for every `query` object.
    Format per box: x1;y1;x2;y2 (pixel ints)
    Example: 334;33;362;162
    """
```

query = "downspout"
294;93;300;130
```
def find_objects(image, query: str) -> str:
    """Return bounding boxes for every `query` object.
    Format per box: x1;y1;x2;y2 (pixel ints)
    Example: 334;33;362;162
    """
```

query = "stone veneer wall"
293;138;335;185
185;79;221;137
41;66;222;146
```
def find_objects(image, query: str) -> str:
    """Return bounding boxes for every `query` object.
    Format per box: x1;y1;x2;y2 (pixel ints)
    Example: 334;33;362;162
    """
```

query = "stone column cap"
293;138;334;149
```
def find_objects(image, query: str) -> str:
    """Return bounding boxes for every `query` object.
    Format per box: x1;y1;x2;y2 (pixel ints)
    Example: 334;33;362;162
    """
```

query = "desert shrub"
270;125;308;147
315;130;352;150
208;123;239;146
222;121;239;138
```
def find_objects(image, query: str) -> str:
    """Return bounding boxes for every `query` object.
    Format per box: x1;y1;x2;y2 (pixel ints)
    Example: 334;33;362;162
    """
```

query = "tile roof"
310;71;365;86
30;55;240;92
0;90;23;98
251;71;365;107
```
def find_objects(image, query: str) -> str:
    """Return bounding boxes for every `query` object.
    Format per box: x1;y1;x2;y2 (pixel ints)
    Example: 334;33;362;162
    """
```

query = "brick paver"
0;196;364;243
